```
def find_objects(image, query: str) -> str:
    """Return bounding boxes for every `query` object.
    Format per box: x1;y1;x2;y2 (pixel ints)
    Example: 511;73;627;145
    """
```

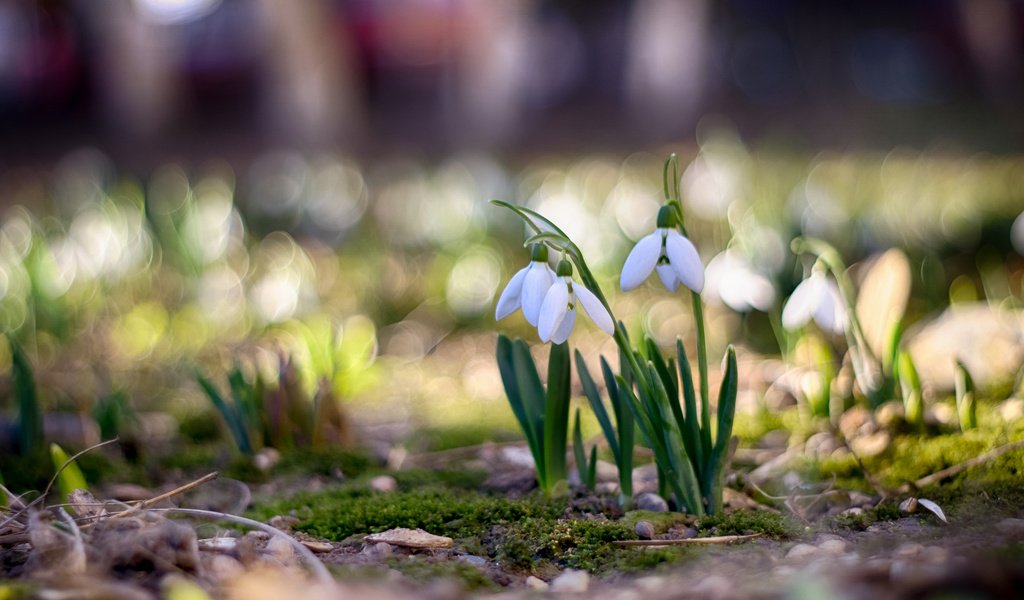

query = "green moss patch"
697;509;796;538
495;517;636;573
250;488;561;541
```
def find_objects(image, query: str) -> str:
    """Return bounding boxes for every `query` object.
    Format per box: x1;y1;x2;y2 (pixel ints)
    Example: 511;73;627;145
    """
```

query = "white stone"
550;569;590;594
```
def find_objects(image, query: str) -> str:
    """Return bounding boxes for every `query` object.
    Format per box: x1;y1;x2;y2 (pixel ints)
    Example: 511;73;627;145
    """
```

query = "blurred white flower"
705;250;775;312
538;261;614;344
782;271;846;334
620;208;704;293
495;245;557;326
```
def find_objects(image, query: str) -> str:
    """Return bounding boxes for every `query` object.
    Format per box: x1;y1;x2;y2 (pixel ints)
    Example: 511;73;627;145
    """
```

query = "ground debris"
363;527;454;549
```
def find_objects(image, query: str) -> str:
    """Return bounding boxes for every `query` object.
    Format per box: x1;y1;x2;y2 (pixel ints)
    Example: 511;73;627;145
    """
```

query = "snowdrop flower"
495;244;557;326
538;259;614;343
704;250;776;313
781;271;846;334
620;206;704;293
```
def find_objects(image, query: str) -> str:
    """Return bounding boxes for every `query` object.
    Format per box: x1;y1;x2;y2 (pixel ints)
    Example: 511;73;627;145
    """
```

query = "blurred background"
1;0;1024;475
2;0;1024;164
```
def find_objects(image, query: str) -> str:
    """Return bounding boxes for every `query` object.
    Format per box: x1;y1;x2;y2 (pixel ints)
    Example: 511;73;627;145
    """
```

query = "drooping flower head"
704;250;776;313
621;205;704;294
781;269;846;334
495;244;556;326
538;259;614;344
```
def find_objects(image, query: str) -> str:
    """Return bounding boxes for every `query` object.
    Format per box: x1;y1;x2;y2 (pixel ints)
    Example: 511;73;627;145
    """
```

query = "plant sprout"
492;154;738;515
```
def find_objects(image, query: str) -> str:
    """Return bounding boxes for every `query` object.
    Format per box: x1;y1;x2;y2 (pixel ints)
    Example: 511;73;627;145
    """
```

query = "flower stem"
691;290;711;458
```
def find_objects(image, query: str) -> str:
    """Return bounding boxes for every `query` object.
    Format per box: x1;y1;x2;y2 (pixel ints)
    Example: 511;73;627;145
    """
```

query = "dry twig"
613;533;763;547
899;439;1024;494
147;507;333;585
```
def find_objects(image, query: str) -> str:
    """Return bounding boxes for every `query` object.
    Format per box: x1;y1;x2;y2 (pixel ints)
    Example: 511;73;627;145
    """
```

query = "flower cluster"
496;244;614;343
496;203;706;343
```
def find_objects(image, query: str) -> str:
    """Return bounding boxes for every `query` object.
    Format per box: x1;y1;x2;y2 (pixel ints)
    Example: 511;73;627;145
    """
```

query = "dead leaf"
917;498;948;523
363;527;453;549
856;249;911;358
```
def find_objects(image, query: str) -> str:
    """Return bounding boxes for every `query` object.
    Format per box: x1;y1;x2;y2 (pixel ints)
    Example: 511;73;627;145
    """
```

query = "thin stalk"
691;291;711;459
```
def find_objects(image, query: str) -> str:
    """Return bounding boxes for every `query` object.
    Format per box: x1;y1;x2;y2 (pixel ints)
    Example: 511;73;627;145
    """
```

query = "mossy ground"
245;466;796;588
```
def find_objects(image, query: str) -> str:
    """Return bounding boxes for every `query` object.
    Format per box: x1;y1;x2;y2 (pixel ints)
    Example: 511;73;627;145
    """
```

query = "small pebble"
898;497;918;515
996;518;1024;536
458;555;487;567
550;569;590;594
678;527;699;539
634;492;669;513
818;539;848;555
267;515;298;532
370;475;398;494
301;540;333;553
786;543;818;560
999;398;1024;422
894;542;924;558
361;541;394;558
850;431;891;458
204;554;245;583
691;575;731;600
634;521;656;540
525;576;549;590
253;448;281;472
264;536;295;563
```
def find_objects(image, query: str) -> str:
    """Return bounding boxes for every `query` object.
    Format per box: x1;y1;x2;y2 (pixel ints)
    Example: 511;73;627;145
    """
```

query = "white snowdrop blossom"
537;260;614;344
620;206;704;293
495;244;557;326
704;250;775;312
781;271;846;334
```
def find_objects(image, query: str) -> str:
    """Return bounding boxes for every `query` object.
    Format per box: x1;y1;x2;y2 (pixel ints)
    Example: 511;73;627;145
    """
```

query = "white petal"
745;274;776;312
655;264;681;292
816;280;846;334
620;231;662;291
537;279;570;342
550;307;577;344
495;266;528;320
521;262;555;326
781;275;823;330
573;283;614;335
664;230;705;293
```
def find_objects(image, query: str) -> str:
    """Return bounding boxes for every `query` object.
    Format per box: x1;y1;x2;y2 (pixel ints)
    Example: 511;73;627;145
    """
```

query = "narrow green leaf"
511;339;546;451
496;335;543;484
10;340;41;455
955;360;976;431
676;340;703;480
572;409;593;491
50;443;88;504
575;350;620;462
543;342;572;493
897;350;924;428
706;346;738;515
196;371;252;455
601;356;633;499
587;445;598;490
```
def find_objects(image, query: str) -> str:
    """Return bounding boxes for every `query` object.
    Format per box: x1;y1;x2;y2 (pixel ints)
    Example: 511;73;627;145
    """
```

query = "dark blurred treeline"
1;0;1023;165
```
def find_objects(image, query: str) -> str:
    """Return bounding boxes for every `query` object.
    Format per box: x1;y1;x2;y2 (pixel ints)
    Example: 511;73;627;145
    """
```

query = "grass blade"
496;335;543;482
50;443;88;505
10;340;41;455
543;341;572;494
706;346;738;515
676;340;703;482
576;350;619;462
